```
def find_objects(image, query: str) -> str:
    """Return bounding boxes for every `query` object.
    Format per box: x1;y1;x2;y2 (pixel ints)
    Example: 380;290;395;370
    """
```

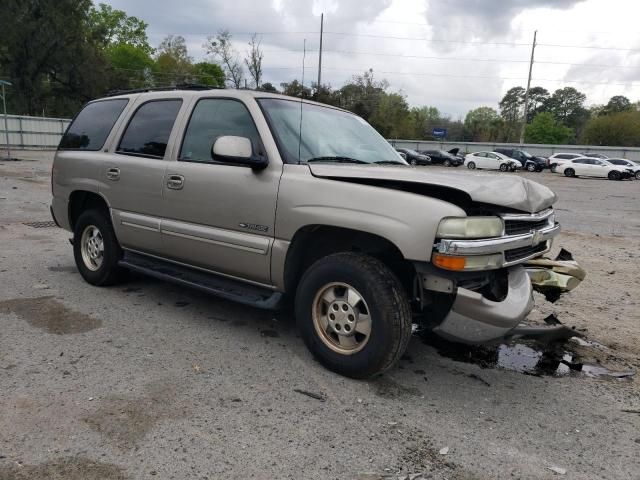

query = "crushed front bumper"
432;265;533;344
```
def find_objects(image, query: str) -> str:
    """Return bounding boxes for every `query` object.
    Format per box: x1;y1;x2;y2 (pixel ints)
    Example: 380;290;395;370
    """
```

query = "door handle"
166;174;185;190
106;167;120;181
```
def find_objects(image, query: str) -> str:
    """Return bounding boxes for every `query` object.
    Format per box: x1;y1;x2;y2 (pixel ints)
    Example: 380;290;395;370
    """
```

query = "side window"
117;100;182;158
180;98;261;163
59;99;128;151
476;152;486;157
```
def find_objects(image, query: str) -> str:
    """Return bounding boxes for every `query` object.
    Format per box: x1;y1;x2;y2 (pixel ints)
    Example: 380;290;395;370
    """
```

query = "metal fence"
388;139;640;161
2;114;640;160
0;114;70;149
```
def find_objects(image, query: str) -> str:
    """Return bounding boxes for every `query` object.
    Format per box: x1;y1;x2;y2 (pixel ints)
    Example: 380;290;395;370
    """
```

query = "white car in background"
548;153;584;172
607;158;640;179
464;151;517;172
556;157;632;180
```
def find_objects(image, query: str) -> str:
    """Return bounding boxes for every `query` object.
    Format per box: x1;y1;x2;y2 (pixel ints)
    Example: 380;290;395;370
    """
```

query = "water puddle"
0;296;101;334
420;333;634;380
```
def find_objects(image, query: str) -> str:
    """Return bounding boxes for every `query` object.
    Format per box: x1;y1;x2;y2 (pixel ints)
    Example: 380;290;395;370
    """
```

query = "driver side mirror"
212;136;268;170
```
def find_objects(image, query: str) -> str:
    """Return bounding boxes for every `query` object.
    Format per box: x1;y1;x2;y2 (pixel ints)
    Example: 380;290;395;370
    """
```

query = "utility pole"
519;30;537;145
0;80;12;160
317;13;324;94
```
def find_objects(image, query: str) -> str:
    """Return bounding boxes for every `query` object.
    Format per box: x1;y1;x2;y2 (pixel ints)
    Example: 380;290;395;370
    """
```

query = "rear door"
100;97;184;255
160;96;281;285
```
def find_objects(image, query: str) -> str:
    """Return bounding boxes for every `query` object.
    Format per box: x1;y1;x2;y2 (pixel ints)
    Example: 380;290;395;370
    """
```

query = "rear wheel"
295;253;412;379
467;161;476;170
73;209;126;286
608;170;621;180
564;168;575;178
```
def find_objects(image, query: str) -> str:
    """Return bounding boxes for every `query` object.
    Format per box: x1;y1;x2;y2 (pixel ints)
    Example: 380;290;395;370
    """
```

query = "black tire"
499;163;508;172
73;209;126;286
564;168;575;177
410;159;417;166
295;252;412;379
527;163;537;172
551;164;557;173
443;159;451;167
608;170;621;181
467;161;476;170
635;171;640;180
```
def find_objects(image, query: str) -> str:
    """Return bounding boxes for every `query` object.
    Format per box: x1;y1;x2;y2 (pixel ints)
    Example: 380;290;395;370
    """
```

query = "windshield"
258;98;406;165
520;150;533;159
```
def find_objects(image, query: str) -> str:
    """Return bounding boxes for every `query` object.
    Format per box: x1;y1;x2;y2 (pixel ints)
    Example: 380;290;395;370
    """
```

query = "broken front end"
415;208;583;344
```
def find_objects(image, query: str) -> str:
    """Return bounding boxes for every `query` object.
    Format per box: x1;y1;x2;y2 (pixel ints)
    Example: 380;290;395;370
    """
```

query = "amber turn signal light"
432;254;466;271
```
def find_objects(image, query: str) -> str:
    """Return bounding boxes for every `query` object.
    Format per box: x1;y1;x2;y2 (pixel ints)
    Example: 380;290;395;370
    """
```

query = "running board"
119;251;283;309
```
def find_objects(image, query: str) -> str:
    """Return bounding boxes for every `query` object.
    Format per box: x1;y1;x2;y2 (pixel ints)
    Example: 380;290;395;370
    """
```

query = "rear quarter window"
59;99;128;151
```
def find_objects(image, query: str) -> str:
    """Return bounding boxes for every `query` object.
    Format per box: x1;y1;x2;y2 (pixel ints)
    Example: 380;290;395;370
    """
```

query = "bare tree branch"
204;30;243;89
244;34;263;89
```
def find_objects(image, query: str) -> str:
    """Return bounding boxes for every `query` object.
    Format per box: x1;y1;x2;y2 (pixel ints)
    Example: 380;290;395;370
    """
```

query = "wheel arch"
281;225;416;297
68;190;112;231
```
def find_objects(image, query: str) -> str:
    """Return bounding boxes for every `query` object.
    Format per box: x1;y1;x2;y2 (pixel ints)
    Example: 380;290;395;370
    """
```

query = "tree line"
1;0;639;146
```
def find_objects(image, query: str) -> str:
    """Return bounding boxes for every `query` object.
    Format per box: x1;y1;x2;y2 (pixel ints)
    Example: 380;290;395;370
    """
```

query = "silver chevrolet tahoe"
51;87;559;378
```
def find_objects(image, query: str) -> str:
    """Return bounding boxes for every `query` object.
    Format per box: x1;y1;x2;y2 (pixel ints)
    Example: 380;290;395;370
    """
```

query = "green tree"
154;35;193;85
526;86;549;122
280;80;311;98
545;86;589;137
524;112;573;144
259;82;278;93
464;106;501;141
192;62;225;87
336;69;389;121
0;0;110;116
410;106;441;139
369;93;412;139
89;3;152;54
499;86;525;142
601;95;632;115
105;43;154;90
581;111;640;146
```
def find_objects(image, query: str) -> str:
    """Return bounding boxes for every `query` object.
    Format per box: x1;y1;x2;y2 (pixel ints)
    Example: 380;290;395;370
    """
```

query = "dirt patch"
0;296;101;334
0;456;127;480
371;377;422;399
83;381;186;450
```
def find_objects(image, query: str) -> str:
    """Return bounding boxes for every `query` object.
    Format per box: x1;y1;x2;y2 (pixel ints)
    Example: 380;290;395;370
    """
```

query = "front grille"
504;219;549;236
504;242;547;262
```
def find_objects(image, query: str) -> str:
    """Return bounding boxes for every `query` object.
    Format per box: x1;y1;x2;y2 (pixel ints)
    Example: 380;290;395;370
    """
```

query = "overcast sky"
101;0;640;118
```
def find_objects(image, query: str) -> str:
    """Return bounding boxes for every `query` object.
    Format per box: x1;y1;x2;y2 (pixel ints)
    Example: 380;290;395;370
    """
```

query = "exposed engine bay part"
525;248;586;303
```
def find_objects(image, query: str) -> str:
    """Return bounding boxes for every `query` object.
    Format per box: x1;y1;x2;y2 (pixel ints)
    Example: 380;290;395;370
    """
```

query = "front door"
160;97;281;285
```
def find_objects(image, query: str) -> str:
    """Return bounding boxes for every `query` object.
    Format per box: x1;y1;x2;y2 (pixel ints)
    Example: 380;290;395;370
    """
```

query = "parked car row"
395;145;639;181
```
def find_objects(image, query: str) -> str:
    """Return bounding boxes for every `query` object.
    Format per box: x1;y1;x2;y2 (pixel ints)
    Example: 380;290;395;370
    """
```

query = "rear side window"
117;100;182;158
59;99;128;151
179;98;261;163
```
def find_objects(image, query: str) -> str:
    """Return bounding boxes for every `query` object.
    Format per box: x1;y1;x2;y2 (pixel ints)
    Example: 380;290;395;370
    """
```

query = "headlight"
436;216;504;239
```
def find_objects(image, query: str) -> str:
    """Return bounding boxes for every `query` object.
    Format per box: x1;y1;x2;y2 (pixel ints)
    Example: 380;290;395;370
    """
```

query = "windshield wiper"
374;160;406;165
306;156;369;164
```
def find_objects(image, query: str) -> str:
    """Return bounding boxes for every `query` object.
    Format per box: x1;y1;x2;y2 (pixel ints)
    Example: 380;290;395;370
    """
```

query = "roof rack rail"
105;83;225;97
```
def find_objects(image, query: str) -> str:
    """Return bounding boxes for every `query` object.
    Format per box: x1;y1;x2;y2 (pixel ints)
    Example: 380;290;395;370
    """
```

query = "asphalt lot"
1;152;639;480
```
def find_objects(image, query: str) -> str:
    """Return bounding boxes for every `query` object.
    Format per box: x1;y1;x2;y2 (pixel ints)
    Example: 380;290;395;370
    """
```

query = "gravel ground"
0;153;639;480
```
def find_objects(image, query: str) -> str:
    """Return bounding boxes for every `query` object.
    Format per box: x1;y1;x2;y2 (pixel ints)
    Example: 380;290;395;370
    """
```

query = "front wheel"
499;163;509;172
443;159;451;167
527;163;537;172
635;171;640;180
73;209;126;286
564;168;575;177
295;253;412;379
608;170;621;180
551;164;558;173
467;161;476;170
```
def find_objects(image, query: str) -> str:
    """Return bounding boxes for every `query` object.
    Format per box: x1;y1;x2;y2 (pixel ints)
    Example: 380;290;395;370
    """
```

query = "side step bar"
119;251;284;310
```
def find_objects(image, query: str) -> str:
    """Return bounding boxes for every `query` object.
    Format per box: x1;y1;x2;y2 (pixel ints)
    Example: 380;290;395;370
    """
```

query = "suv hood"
309;164;557;213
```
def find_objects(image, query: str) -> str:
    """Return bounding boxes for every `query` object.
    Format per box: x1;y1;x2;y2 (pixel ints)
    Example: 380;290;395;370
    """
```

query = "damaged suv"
51;87;560;378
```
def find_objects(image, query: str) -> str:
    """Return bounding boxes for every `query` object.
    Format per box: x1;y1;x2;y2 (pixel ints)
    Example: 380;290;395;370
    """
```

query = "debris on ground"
438;447;449;455
621;408;640;414
543;314;562;326
547;466;567;475
467;373;490;387
293;389;326;402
